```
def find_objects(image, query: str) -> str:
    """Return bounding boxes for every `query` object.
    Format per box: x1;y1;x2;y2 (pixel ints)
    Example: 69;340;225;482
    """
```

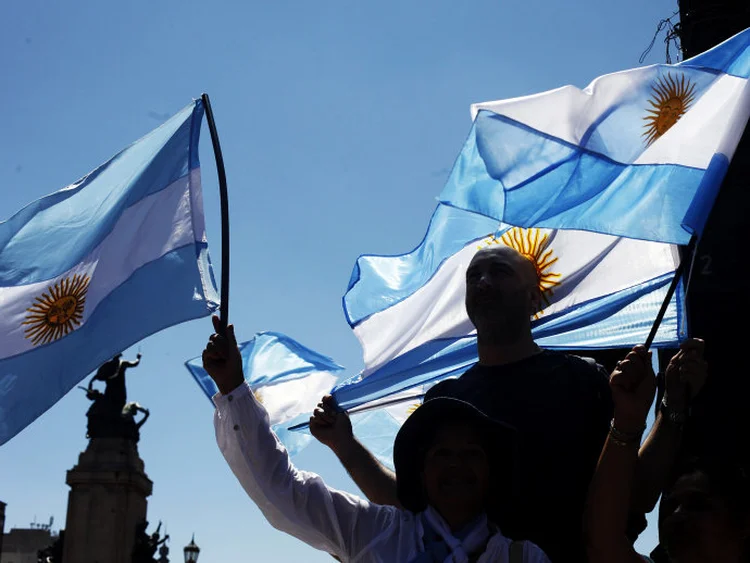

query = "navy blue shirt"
424;350;613;563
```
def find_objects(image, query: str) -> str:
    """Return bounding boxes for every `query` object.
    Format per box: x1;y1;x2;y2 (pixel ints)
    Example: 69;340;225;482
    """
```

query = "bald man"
423;246;614;560
310;246;612;561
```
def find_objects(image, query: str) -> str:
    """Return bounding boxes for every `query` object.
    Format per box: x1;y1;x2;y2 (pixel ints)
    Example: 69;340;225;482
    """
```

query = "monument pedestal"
62;437;153;563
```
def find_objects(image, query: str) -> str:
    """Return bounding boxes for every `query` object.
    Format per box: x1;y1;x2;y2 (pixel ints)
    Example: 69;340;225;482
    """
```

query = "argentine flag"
332;204;683;411
0;100;219;446
186;329;423;465
440;28;750;245
186;331;344;456
331;30;750;413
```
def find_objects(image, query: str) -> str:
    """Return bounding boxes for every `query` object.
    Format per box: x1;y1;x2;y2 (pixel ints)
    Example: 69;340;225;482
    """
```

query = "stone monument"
61;353;156;563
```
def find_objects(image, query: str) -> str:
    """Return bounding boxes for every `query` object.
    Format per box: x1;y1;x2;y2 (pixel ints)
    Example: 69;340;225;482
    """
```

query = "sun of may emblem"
481;227;562;314
23;274;91;346
643;72;696;146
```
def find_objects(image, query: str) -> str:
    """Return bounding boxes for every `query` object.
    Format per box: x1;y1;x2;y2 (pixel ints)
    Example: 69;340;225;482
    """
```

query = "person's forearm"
632;412;683;513
585;423;642;563
215;382;379;557
332;438;401;508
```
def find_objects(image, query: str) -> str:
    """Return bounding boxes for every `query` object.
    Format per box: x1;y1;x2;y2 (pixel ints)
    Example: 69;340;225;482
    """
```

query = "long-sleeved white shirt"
214;381;551;563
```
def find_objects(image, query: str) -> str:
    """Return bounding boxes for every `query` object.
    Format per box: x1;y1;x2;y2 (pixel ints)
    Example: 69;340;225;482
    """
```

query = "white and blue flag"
186;329;421;465
186;331;344;455
440;28;750;245
332;204;683;411
331;31;750;413
0;100;219;446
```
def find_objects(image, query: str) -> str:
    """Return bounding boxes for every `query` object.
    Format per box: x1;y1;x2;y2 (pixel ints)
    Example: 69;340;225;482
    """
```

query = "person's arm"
135;407;150;429
215;383;396;559
122;353;142;368
584;346;655;563
631;339;707;514
204;316;396;560
309;395;401;508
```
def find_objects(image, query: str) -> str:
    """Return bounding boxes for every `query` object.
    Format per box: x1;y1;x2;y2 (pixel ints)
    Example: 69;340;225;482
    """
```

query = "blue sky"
0;0;679;560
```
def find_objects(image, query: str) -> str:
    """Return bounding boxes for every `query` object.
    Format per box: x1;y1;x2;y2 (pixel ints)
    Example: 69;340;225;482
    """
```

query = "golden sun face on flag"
643;73;696;146
406;402;421;417
481;227;561;315
23;274;90;346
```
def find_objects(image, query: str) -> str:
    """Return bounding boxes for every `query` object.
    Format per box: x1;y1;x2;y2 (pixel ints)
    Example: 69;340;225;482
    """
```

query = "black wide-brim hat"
393;396;519;516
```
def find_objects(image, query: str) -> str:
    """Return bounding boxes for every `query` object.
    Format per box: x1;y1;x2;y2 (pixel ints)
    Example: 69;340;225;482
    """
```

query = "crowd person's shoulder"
425;349;611;400
556;351;612;404
561;352;614;433
560;351;610;384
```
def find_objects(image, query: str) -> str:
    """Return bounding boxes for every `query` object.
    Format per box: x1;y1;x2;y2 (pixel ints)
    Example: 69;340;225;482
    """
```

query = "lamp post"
183;534;200;563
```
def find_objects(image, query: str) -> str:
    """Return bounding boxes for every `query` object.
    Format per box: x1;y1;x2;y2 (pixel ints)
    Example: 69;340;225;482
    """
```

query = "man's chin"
476;321;525;342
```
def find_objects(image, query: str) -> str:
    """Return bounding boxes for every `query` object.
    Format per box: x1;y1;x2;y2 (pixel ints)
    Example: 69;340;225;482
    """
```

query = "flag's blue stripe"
533;273;683;346
678;27;750;78
186;359;219;407
350;409;404;469
0;242;217;445
332;274;681;410
441;112;711;245
682;153;730;237
0;102;204;287
274;413;315;457
185;331;345;401
189;99;204;170
241;331;345;385
332;334;476;409
344;204;496;326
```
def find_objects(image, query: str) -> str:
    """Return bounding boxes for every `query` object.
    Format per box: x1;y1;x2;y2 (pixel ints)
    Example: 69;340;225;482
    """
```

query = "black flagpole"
201;93;231;336
286;391;426;432
644;234;698;350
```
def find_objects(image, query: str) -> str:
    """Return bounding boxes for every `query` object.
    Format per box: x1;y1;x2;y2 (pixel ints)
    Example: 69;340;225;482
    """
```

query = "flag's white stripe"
256;371;338;427
0;169;201;359
354;231;678;376
354;242;476;377
472;67;748;168
634;75;750;166
471;66;664;145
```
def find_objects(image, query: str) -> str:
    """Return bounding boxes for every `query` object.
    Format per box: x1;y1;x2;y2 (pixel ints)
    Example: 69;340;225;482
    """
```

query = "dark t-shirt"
424;350;613;563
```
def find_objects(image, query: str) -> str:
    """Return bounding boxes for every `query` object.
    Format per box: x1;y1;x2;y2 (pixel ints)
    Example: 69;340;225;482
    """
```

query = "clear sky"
0;1;680;560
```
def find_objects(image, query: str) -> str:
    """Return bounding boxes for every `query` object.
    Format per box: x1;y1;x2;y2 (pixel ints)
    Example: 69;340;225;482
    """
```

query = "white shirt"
214;382;551;563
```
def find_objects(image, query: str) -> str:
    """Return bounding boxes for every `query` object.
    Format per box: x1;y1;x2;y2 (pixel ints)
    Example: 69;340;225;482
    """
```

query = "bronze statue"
122;402;150;442
132;520;169;563
157;540;170;563
82;353;148;441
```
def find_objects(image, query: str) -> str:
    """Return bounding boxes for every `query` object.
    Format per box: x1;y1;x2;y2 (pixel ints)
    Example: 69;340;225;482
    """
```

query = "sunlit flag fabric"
331;203;683;411
0;100;219;446
348;386;427;469
439;28;750;245
329;31;750;414
186;331;344;455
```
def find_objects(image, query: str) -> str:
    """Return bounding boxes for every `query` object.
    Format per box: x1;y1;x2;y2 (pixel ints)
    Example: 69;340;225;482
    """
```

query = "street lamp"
183;534;200;563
